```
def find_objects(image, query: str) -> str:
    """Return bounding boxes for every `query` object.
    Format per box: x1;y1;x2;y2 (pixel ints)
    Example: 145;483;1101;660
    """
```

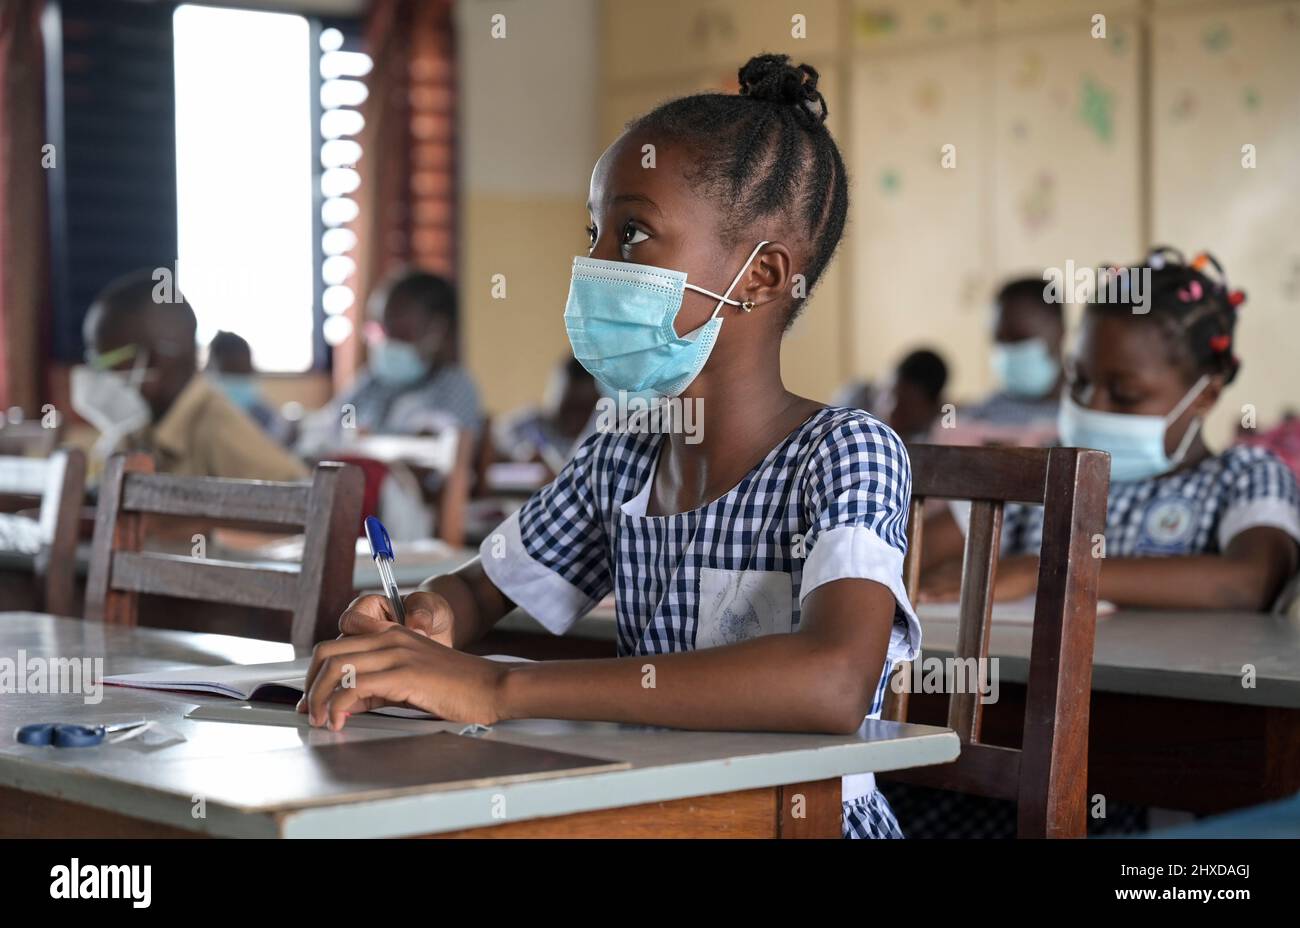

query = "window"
173;4;316;372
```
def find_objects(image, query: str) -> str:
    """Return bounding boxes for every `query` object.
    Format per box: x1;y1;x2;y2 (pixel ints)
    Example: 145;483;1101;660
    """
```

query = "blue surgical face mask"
563;241;768;397
215;374;262;412
991;337;1059;398
1058;375;1210;482
369;338;429;387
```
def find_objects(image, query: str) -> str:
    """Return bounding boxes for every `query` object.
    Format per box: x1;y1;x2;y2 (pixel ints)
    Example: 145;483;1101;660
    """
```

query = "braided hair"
1091;246;1246;386
627;54;848;328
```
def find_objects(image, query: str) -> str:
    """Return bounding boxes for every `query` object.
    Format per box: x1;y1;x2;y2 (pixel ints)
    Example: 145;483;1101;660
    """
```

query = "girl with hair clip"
922;247;1300;612
298;55;922;838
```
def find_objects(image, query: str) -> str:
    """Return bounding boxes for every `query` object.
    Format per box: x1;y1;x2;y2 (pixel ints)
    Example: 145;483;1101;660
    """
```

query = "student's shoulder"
1211;444;1300;497
800;405;910;469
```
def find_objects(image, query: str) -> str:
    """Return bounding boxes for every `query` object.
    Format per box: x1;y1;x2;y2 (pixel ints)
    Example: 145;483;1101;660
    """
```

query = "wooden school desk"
493;606;1300;815
0;612;958;838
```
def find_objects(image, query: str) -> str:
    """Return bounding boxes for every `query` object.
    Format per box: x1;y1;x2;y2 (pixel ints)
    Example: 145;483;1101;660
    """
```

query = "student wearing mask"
297;56;920;839
922;248;1300;611
205;330;291;444
74;270;308;481
492;357;601;475
963;278;1065;443
879;348;949;443
304;270;481;448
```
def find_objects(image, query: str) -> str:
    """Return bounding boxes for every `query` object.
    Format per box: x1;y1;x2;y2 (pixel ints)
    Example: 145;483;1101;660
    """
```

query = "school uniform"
996;444;1300;558
479;406;922;838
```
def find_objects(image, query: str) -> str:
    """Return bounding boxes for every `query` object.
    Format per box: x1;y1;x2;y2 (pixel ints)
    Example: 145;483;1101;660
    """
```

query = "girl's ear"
1190;374;1224;417
742;242;793;310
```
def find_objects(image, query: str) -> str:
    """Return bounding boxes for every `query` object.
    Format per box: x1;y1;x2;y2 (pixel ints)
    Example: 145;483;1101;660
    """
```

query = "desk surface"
0;612;958;838
497;606;1300;710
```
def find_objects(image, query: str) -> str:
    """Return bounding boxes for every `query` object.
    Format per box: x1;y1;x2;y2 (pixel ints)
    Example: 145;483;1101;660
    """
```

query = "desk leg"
776;778;842;838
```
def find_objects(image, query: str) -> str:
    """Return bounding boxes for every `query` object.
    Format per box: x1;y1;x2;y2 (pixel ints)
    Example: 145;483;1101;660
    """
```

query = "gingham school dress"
986;444;1300;559
479;406;923;838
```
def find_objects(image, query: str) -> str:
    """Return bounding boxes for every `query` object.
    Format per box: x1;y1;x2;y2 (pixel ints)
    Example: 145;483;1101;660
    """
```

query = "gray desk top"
0;612;958;838
498;606;1300;710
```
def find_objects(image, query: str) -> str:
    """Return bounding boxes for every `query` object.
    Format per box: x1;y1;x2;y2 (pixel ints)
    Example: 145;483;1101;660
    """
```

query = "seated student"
297;55;921;838
74;270;308;482
879;348;948;443
831;379;876;414
300;269;481;451
921;248;1300;611
205;330;292;445
492;356;601;474
958;277;1065;446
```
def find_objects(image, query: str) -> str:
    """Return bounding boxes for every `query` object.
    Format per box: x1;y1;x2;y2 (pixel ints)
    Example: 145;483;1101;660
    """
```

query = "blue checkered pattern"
1001;445;1300;557
512;406;916;838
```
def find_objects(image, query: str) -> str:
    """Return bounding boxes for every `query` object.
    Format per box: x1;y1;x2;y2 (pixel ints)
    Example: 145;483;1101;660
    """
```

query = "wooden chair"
84;454;364;652
0;420;63;457
0;449;86;616
883;445;1110;837
334;429;473;546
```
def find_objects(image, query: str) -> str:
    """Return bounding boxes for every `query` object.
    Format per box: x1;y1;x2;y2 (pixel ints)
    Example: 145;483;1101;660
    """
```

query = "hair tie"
1228;289;1246;307
1178;280;1204;302
1209;334;1231;353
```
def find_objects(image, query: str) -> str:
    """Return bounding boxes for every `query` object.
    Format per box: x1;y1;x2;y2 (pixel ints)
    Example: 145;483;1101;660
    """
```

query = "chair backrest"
0;449;86;616
84;454;363;652
884;444;1110;838
336;430;473;545
0;420;63;457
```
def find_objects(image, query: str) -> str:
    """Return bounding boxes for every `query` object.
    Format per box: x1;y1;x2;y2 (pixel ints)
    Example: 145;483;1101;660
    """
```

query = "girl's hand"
336;590;457;645
915;555;1040;604
297;625;509;730
991;555;1040;602
916;558;963;603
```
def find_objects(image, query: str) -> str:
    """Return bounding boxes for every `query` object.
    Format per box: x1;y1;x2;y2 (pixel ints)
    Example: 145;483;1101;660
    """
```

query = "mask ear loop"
683;240;771;320
1165;374;1211;466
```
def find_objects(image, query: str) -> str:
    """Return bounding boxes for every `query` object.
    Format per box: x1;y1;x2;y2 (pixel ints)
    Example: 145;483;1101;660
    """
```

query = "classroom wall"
455;0;600;417
589;0;1297;442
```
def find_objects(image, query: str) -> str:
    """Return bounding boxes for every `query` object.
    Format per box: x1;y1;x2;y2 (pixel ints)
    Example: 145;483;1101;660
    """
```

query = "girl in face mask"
923;247;1300;611
298;55;921;838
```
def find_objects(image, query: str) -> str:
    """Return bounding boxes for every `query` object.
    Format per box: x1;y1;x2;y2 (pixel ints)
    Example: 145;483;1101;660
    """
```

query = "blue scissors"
16;720;149;748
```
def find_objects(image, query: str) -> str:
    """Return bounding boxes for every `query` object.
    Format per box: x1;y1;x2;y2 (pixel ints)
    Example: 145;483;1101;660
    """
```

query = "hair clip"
1191;253;1211;271
1148;253;1166;270
1209;334;1231;353
1178;280;1204;302
1228;289;1246;307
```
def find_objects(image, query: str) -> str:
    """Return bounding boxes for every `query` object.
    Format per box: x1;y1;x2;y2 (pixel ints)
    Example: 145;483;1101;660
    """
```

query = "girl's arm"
1095;527;1297;611
300;577;897;735
921;526;1297;611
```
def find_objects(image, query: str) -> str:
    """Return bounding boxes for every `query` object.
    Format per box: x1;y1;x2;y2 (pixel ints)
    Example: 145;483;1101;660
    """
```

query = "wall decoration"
915;79;943;115
1079;75;1114;143
1018;171;1056;235
1012;50;1044;90
855;7;899;40
1170;89;1198;123
1202;23;1232;53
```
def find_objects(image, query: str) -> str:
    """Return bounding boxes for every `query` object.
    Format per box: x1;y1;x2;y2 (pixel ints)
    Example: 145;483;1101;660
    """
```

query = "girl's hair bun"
738;54;828;128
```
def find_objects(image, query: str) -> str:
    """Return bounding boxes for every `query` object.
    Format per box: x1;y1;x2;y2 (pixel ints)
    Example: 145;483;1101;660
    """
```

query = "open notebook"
103;655;531;719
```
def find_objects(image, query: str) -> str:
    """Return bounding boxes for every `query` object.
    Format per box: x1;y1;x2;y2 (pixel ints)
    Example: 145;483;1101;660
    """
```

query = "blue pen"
364;516;407;623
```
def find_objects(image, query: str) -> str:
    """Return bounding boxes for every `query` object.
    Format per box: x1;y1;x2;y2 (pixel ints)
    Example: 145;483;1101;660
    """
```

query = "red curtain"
0;0;49;415
337;0;457;392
